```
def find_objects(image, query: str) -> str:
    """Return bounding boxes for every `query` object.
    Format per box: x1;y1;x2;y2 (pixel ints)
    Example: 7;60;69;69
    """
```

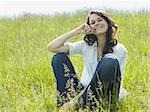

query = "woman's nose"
94;21;99;27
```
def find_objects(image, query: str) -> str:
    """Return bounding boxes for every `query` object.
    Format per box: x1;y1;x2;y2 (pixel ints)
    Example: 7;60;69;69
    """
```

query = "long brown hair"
85;10;118;55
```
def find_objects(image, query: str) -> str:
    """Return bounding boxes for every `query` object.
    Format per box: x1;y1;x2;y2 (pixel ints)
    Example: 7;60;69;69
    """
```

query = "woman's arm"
47;23;93;53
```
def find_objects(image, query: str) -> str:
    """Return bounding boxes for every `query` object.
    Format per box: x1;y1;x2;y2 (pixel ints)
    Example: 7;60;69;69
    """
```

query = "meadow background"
0;9;150;112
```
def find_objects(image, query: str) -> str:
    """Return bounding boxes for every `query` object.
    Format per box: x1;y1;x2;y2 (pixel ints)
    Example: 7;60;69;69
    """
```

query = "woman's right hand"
75;23;94;35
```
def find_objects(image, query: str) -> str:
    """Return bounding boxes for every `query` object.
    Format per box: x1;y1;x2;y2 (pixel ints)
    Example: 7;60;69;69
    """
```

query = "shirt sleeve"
116;43;128;80
65;41;85;56
111;43;128;99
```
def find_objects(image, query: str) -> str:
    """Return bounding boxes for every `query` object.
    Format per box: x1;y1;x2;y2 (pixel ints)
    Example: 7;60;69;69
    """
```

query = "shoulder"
65;40;87;55
113;42;128;54
65;40;86;46
76;40;86;46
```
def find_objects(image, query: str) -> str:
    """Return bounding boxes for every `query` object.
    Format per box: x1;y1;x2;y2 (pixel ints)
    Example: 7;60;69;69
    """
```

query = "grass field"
0;9;150;112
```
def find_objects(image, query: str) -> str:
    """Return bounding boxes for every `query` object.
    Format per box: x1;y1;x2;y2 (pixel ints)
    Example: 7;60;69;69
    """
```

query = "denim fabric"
51;52;121;109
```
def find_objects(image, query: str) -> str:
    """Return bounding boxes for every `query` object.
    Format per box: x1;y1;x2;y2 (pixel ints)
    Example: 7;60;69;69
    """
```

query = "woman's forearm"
47;28;80;51
47;23;92;52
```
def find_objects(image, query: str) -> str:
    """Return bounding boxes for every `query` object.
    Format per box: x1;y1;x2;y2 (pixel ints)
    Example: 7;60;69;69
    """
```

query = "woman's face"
89;13;108;35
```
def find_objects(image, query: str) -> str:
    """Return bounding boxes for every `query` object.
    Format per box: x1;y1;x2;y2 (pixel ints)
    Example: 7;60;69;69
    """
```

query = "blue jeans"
51;52;121;109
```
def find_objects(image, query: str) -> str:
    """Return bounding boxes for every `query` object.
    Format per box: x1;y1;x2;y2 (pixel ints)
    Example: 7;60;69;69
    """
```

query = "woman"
48;10;128;110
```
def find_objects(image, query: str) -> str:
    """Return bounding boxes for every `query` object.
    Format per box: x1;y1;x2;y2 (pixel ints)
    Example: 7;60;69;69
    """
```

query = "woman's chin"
95;31;105;35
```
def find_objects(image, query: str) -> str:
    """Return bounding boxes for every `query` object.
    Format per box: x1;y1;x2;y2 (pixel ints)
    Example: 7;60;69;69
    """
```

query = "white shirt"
66;40;128;100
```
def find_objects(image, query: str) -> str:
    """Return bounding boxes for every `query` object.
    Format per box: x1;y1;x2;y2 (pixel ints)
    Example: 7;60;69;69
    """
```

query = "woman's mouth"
94;26;103;30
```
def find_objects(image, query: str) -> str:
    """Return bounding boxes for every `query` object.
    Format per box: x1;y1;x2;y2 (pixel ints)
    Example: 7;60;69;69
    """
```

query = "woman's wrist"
72;27;81;35
69;24;86;37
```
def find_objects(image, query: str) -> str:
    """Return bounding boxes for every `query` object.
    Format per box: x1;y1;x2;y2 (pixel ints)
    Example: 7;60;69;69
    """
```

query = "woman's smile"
94;25;104;30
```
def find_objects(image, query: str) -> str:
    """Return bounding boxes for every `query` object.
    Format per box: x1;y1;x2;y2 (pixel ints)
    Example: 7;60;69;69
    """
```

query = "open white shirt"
66;40;128;100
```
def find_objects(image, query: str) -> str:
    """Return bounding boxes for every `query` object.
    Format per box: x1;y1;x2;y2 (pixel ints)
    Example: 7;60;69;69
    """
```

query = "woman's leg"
51;52;84;107
87;57;121;109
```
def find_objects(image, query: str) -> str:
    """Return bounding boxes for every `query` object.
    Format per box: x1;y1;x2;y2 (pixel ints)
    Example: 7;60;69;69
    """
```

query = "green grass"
0;9;150;112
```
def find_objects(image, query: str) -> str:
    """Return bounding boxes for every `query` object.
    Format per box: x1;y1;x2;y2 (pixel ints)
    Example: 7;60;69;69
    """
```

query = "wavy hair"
84;10;118;55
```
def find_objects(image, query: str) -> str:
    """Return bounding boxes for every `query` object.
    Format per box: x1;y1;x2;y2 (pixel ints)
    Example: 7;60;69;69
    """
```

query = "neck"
97;33;106;52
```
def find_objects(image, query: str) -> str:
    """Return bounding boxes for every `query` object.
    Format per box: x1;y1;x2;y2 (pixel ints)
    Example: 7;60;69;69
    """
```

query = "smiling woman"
47;10;128;111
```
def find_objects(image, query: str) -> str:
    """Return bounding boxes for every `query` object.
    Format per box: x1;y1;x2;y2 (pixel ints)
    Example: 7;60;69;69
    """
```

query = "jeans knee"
51;52;68;67
101;58;119;70
95;58;121;84
96;58;121;79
